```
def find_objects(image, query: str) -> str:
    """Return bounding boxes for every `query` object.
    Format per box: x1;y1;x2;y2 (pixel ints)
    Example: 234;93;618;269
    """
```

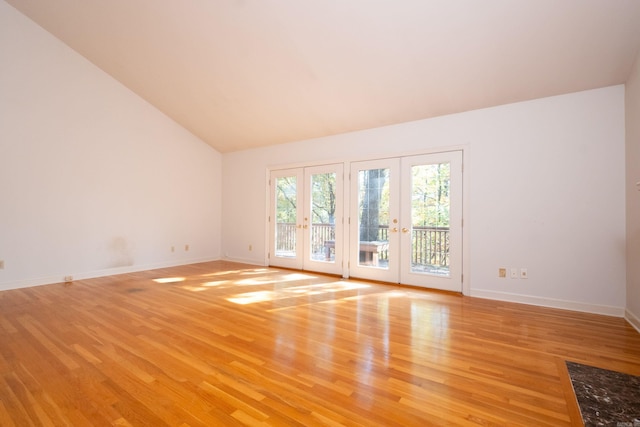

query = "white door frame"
266;147;469;295
268;164;344;275
348;158;401;283
399;151;463;292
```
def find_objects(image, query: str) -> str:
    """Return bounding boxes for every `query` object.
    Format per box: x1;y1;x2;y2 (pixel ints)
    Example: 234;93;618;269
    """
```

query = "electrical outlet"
520;268;528;279
0;260;4;269
498;268;506;278
249;244;253;251
171;246;175;252
64;275;73;283
510;268;518;279
185;244;189;251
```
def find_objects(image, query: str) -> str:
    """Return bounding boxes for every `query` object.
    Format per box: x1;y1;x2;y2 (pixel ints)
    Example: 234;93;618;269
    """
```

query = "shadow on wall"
109;236;134;268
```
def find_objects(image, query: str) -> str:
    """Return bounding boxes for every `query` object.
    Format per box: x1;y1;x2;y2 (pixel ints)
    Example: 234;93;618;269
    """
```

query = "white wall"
0;1;222;290
3;1;626;316
626;50;640;330
222;86;626;315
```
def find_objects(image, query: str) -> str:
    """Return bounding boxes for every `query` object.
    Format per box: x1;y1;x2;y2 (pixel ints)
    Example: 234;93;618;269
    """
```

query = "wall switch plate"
0;260;4;269
520;268;528;279
510;268;518;279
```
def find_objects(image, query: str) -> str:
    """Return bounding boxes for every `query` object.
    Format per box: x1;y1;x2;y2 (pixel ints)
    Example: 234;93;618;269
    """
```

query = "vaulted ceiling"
6;0;640;153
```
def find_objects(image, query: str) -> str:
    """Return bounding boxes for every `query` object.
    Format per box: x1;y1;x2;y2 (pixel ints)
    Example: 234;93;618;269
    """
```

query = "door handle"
402;227;409;233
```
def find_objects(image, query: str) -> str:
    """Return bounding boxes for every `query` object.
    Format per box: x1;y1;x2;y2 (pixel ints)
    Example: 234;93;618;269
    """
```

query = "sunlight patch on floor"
240;268;274;275
174;271;322;293
235;272;318;286
227;281;370;305
201;280;230;287
198;268;278;278
152;277;186;284
228;290;277;304
180;280;232;292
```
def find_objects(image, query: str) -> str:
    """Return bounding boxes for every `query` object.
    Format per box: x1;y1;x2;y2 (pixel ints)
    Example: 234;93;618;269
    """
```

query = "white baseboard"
4;262;633;323
470;289;625;317
0;256;221;292
625;309;640;333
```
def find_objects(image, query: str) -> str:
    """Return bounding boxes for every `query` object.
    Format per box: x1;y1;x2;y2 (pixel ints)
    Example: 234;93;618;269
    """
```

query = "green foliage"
276;162;451;232
311;173;336;224
275;176;297;223
411;163;450;227
276;173;337;224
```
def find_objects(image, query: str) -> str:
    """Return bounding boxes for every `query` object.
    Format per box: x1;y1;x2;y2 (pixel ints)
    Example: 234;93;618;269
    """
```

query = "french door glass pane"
310;172;337;262
357;168;390;269
275;176;297;258
410;162;450;276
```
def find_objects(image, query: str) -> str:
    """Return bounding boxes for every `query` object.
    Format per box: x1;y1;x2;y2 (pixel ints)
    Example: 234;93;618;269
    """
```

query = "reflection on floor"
1;260;639;425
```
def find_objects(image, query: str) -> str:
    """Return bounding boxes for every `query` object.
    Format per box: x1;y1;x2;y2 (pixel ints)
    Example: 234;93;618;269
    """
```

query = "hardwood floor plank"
0;399;18;427
17;315;80;371
1;261;639;426
0;391;32;426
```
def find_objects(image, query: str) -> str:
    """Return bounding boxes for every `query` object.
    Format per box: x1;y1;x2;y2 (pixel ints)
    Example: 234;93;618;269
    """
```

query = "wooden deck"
1;260;639;426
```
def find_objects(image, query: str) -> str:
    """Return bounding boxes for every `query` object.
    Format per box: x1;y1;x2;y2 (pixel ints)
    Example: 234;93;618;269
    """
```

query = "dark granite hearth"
566;361;640;426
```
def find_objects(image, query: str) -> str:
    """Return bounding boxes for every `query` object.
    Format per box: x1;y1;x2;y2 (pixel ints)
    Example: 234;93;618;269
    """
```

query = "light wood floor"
1;261;639;426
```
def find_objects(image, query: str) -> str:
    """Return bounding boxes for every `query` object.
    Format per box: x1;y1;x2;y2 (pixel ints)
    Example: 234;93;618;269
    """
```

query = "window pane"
410;162;450;276
275;176;297;258
357;168;389;268
310;172;337;262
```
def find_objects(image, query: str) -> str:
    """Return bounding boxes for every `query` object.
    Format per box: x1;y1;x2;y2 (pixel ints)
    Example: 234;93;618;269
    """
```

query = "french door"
350;151;463;292
349;158;400;283
269;164;344;275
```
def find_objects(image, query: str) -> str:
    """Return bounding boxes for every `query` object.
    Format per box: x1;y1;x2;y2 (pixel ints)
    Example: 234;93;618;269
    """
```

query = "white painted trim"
0;257;221;292
625;309;640;333
264;167;272;267
265;144;471;291
470;289;625;317
461;146;471;296
343;161;351;280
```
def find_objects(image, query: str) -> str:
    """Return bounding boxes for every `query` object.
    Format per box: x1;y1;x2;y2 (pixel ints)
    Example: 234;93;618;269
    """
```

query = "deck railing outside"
275;223;449;268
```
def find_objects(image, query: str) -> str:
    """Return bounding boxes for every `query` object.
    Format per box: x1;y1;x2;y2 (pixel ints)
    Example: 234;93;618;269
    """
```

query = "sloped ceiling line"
6;0;640;152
